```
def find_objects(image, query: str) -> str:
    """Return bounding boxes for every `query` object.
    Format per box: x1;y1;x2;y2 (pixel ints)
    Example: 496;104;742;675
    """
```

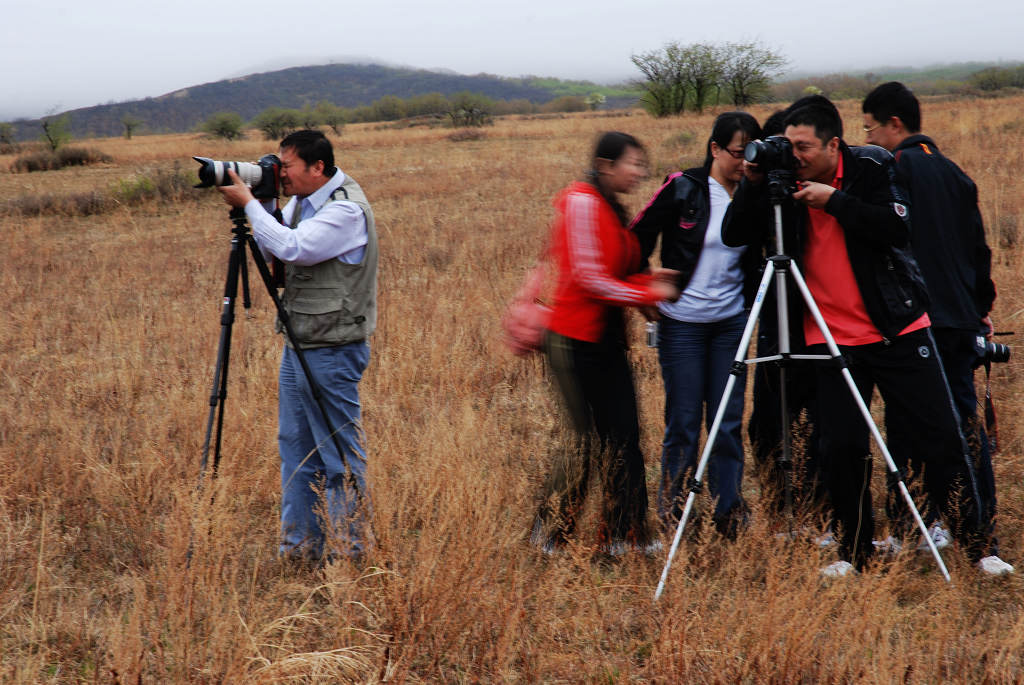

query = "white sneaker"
604;540;664;557
872;536;903;557
820;560;857;578
814;529;836;548
917;523;952;552
977;555;1015;577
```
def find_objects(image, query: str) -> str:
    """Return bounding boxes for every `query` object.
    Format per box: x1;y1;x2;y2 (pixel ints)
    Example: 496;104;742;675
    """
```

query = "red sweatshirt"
547;181;661;342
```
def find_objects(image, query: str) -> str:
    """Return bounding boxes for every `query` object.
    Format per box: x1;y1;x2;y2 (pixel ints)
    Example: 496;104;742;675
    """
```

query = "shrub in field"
112;167;194;204
10;150;61;172
57;146;113;167
11;147;112;172
251;107;301;140
198;111;245;141
3;191;111;216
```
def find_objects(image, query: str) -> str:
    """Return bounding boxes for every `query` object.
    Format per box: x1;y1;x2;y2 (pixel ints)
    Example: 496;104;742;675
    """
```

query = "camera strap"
983;361;999;455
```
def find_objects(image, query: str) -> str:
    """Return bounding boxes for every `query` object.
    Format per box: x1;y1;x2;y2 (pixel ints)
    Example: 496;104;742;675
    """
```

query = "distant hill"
6;63;636;141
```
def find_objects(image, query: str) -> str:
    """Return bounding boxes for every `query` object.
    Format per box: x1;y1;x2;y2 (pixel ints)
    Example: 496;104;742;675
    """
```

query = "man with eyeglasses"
723;95;1011;577
862;81;1007;576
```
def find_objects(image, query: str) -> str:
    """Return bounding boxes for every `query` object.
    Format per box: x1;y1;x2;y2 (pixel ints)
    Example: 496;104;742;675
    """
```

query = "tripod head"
766;169;797;204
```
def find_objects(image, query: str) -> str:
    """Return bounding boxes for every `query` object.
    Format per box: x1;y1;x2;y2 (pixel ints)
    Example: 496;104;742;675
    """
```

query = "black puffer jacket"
722;142;926;341
630;166;761;307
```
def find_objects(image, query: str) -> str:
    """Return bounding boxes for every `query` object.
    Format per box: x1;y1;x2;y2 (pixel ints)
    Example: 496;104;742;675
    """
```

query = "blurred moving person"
531;132;680;556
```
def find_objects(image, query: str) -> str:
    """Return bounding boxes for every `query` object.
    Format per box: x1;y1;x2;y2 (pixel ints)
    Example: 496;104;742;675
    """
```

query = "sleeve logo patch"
893;202;908;217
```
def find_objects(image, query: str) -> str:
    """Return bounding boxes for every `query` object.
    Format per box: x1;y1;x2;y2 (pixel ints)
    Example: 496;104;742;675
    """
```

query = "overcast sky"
3;0;1020;121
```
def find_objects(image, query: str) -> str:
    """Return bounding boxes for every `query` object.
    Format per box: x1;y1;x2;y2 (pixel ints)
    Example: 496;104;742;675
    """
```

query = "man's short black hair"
862;81;921;133
762;109;788;138
280;129;335;172
784;95;843;144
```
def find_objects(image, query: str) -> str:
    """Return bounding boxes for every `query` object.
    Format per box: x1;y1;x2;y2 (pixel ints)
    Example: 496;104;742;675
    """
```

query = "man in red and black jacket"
723;95;1010;577
863;81;1002;567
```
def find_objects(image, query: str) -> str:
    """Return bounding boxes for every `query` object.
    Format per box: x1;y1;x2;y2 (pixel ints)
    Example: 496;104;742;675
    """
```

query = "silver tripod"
653;197;951;601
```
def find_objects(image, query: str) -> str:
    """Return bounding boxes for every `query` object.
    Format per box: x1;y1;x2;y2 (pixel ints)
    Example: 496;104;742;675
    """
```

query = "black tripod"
654;186;950;601
198;207;357;493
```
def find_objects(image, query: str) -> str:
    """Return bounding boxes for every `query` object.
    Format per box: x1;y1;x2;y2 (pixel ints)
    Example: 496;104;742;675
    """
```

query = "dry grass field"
1;99;1022;683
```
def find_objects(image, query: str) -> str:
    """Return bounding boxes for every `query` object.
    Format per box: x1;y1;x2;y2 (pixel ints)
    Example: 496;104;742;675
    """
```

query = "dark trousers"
749;325;828;518
656;313;747;535
812;328;987;568
535;329;651;546
886;328;998;552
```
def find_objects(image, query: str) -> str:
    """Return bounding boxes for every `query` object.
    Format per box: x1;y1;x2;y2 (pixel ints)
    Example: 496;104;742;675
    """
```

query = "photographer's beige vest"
277;174;378;349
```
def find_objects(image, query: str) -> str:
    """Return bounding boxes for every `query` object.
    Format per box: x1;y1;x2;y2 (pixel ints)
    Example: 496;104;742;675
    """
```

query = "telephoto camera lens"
193;154;281;199
193;157;265;188
984;341;1011;364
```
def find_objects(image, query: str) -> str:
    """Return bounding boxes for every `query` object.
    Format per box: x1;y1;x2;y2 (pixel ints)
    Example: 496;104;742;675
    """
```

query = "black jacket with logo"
722;142;926;342
630;166;761;308
891;134;994;330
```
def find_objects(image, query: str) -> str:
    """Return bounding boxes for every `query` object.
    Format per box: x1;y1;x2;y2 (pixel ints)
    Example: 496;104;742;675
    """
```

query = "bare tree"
678;43;725;113
631;44;687;117
721;42;788;106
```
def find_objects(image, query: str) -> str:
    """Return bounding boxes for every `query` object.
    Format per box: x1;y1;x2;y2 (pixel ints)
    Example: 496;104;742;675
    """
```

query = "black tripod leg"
199;230;244;482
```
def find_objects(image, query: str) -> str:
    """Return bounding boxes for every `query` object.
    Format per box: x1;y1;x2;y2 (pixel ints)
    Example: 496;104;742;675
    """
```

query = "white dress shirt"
244;167;368;266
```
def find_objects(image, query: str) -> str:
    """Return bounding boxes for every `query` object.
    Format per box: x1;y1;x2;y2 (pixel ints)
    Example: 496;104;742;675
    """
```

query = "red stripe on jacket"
547;181;660;342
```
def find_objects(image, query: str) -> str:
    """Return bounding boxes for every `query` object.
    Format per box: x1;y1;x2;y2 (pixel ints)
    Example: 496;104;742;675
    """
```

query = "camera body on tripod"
193;154;282;199
744;136;798;199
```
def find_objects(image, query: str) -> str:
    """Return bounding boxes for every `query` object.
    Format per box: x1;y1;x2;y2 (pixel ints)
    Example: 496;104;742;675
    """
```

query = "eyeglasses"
862;121;885;133
723;147;746;159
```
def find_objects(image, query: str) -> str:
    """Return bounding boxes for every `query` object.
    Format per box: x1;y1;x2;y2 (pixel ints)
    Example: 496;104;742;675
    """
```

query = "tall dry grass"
1;101;1022;683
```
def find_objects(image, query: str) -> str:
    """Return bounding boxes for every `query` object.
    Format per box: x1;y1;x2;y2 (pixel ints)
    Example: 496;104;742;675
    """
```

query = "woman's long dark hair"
702;112;762;169
585;131;644;226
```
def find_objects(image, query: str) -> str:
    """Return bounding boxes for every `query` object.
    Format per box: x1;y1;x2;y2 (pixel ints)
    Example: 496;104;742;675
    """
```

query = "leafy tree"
970;65;1024;90
198;111;244;140
40;113;72;151
447;92;494;127
251;107;300;140
404;92;449;118
297;104;320;129
312;101;346;135
584;92;606;111
0;122;14;147
721;42;788;105
121;114;143;140
372;95;407;121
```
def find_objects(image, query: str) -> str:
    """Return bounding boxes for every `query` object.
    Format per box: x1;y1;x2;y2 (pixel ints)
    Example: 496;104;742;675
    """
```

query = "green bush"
113;167;193;204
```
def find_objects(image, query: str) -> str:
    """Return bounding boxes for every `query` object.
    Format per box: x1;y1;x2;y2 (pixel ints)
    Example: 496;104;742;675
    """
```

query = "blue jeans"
278;341;370;560
657;313;747;530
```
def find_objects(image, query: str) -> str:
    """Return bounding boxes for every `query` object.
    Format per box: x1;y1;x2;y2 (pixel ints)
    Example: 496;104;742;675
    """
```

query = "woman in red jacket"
531;132;679;555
